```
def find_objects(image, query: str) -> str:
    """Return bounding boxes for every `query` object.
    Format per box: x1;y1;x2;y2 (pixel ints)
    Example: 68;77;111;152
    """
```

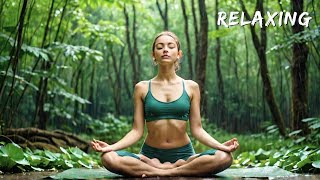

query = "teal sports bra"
144;80;190;122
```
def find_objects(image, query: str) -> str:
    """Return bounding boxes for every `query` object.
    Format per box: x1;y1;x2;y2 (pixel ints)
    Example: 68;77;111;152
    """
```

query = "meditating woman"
91;31;239;177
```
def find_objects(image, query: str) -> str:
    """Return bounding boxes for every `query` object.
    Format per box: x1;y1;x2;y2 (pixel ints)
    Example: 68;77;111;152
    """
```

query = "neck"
155;66;178;82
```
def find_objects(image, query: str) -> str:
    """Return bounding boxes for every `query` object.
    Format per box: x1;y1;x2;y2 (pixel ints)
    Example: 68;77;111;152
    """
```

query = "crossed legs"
101;150;233;177
100;151;167;177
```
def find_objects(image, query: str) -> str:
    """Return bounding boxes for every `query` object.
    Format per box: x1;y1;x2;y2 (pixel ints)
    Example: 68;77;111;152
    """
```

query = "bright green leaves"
302;118;320;130
0;143;99;173
49;42;104;62
0;143;28;171
234;145;320;173
312;161;320;169
0;33;50;61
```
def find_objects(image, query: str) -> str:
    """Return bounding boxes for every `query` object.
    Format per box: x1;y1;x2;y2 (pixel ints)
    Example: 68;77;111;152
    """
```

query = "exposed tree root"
1;128;89;152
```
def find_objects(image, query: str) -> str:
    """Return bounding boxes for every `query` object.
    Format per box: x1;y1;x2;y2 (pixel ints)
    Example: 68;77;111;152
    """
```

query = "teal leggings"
116;142;217;163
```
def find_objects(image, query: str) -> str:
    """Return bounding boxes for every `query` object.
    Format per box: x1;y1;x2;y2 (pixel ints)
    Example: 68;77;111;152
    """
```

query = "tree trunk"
123;5;138;88
0;0;29;130
132;5;141;82
110;47;125;116
291;0;310;134
191;0;200;75
240;0;286;136
197;0;208;117
86;60;96;117
180;0;193;79
33;0;55;130
156;0;168;30
73;58;84;121
215;0;226;125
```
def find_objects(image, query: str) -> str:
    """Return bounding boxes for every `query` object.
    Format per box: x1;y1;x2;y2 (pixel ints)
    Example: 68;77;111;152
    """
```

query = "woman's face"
153;35;180;65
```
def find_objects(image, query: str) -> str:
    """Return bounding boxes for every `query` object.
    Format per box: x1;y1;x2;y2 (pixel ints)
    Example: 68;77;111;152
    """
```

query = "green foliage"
234;145;320;173
192;120;292;157
0;32;50;61
267;26;320;53
0;142;99;172
0;70;39;91
88;113;132;144
49;42;104;62
233;117;320;173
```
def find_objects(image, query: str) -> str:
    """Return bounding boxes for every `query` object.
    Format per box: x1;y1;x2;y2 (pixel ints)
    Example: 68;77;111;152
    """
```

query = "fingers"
235;141;240;149
91;141;102;152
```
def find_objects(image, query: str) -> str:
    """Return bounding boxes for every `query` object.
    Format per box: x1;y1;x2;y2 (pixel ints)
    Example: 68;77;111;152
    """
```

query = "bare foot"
139;155;175;169
173;159;187;167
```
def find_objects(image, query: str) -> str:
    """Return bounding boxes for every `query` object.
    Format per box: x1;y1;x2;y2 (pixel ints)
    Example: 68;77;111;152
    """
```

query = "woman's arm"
97;82;146;152
188;81;238;152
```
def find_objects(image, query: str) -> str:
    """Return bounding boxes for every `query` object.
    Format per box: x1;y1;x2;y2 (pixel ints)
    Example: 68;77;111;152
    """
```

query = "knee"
101;152;119;171
219;151;233;168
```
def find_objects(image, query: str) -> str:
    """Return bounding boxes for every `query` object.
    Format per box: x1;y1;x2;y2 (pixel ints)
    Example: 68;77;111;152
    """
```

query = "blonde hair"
152;31;182;71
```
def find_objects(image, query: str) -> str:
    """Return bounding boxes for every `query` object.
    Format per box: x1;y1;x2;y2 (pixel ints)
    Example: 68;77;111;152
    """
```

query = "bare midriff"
145;119;190;149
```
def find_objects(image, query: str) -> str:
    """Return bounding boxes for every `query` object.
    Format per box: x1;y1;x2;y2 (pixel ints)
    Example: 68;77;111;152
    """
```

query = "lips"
161;55;170;58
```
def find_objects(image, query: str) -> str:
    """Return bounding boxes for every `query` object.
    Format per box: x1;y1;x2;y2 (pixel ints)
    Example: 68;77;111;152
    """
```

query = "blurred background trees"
0;0;319;136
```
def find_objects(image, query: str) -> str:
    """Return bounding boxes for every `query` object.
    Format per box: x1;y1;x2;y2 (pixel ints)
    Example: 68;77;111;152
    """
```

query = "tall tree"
215;0;227;125
180;0;193;79
197;0;208;116
132;5;141;82
156;0;169;30
191;0;200;77
34;0;55;130
239;0;286;136
107;46;125;116
123;5;140;88
291;0;310;134
0;0;29;130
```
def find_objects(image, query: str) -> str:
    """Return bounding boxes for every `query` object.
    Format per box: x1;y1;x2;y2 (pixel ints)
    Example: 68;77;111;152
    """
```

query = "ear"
177;50;183;59
151;52;155;60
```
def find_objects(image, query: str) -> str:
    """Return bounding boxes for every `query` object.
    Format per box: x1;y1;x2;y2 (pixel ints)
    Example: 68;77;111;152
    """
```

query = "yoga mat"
50;166;297;179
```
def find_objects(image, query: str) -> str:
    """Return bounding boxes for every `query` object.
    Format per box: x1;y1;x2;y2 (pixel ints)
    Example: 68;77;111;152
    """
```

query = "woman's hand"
220;138;239;152
90;139;113;153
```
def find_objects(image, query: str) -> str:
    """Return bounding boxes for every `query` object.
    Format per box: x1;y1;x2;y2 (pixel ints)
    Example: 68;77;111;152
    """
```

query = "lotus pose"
91;31;239;177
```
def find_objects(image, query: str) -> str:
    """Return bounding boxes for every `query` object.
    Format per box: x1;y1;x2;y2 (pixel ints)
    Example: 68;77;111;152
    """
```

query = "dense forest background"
0;0;319;137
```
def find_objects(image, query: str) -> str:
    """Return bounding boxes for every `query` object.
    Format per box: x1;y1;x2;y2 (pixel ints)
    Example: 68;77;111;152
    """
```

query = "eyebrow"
155;42;176;46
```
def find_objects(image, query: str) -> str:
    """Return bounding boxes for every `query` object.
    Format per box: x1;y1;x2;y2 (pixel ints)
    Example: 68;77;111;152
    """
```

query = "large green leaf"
0;156;16;170
312;161;320;169
0;33;50;60
0;143;24;161
69;147;84;159
295;157;311;168
49;42;104;61
52;89;90;104
310;122;320;130
0;71;39;91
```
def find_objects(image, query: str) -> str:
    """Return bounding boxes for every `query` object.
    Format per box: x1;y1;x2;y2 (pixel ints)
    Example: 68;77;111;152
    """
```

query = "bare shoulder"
134;81;149;96
184;80;199;90
184;80;200;100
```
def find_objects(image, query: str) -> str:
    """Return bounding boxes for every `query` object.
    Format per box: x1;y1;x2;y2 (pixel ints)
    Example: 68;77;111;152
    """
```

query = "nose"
163;46;169;52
